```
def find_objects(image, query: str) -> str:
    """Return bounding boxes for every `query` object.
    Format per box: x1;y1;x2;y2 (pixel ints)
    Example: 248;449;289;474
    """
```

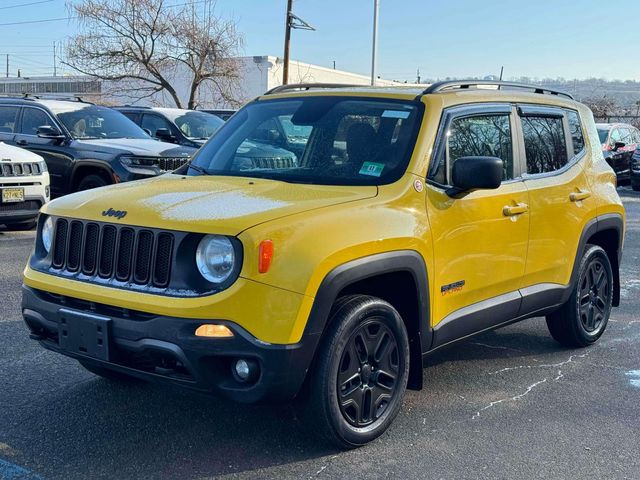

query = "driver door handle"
16;139;27;146
503;203;529;217
569;190;591;202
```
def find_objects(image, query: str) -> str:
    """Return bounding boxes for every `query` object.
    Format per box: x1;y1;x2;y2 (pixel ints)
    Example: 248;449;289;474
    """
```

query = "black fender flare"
569;213;624;306
302;250;431;390
70;160;115;188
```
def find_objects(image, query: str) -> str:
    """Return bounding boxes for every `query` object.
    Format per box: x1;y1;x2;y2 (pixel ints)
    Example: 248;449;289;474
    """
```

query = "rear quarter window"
566;111;585;155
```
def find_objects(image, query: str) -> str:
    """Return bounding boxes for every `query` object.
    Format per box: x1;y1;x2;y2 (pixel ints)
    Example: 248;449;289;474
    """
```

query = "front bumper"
22;285;319;403
0;179;48;224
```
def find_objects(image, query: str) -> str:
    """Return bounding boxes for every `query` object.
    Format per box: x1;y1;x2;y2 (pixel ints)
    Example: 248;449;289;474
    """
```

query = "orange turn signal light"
195;324;234;338
258;239;274;273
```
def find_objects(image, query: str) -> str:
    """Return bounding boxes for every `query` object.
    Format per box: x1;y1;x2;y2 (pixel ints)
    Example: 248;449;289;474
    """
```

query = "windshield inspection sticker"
359;162;385;177
381;110;411;119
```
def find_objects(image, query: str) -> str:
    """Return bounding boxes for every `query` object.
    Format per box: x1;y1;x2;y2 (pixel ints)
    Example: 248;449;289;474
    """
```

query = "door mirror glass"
448;156;503;197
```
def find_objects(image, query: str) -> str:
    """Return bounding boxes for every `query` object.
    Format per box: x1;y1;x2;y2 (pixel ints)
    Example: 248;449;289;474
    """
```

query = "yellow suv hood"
43;174;378;235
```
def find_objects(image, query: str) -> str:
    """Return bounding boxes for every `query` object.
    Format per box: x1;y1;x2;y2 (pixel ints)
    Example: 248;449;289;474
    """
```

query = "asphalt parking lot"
0;187;638;480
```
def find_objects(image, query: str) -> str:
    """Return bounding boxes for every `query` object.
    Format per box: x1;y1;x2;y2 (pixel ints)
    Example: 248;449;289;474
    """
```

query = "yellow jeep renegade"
22;81;625;448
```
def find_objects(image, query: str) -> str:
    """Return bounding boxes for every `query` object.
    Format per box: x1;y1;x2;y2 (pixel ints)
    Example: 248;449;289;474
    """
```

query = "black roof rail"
264;83;361;95
113;105;151;109
0;94;37;101
421;80;574;100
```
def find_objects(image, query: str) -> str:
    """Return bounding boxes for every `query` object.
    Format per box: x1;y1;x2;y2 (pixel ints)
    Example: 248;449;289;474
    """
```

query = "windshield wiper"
187;163;211;176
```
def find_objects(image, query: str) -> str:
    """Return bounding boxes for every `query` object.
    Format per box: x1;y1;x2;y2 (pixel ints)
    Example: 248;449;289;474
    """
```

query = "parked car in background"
0;97;196;197
596;122;640;183
117;105;299;168
0;141;49;229
631;147;640;191
199;108;236;121
115;107;224;148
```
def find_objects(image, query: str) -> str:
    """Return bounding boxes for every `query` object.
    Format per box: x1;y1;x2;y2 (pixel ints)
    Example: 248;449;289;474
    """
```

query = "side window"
121;112;138;122
566;111;585;155
619;128;632;145
609;128;622;144
432;114;513;184
633;128;640;144
522;116;568;174
20;108;53;135
141;114;172;136
0;106;19;133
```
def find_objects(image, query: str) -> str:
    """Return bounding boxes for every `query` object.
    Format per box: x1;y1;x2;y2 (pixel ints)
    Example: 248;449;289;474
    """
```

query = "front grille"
0;199;41;212
157;157;190;172
0;162;42;177
50;219;174;289
250;156;296;169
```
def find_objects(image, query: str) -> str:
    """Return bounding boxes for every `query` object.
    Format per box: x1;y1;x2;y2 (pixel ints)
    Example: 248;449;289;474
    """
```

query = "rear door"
517;106;596;308
426;104;530;338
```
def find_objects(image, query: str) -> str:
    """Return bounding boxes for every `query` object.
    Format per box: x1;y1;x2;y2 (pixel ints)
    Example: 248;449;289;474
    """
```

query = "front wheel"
77;174;109;192
302;295;410;449
546;245;613;347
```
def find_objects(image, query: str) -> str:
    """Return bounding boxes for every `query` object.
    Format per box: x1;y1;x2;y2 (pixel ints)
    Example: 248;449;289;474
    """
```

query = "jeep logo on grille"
101;208;127;220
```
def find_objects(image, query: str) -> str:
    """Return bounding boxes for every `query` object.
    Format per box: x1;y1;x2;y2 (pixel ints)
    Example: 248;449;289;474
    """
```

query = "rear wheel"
546;245;613;347
303;295;410;449
77;174;109;191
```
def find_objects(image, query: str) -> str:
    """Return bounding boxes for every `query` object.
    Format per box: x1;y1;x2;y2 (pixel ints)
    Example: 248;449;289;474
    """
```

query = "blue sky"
0;0;638;81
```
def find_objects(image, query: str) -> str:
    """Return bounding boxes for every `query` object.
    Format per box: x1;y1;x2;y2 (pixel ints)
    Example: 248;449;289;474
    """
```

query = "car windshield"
187;97;422;185
54;105;149;140
170;111;224;140
597;128;609;144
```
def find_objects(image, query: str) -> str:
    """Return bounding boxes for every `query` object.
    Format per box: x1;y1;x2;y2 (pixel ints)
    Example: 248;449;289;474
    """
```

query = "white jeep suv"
0;142;50;230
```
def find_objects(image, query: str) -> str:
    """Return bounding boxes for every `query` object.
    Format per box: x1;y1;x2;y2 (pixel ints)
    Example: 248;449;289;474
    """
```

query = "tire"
79;360;140;383
546;245;613;348
77;174;109;192
4;221;36;231
302;295;410;449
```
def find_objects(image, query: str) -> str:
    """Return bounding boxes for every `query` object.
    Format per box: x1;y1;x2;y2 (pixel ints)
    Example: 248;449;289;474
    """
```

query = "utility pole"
5;55;8;78
416;68;421;84
370;0;379;86
282;0;315;85
283;0;293;85
53;42;57;77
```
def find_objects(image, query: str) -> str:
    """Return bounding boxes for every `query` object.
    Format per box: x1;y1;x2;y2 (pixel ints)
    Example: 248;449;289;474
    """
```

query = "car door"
517;106;596;309
14;106;74;196
605;127;626;176
0;105;19;144
425;104;530;342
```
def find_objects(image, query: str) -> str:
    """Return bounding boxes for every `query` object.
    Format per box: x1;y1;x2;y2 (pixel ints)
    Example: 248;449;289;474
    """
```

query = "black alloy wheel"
578;256;611;333
337;318;400;427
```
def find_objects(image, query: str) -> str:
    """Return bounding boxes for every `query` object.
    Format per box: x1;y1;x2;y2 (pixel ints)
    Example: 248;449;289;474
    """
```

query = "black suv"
0;97;197;197
115;106;224;149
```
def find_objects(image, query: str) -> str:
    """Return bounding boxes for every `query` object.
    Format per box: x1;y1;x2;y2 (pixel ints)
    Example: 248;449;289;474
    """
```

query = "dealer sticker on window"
359;162;385;177
381;110;411;119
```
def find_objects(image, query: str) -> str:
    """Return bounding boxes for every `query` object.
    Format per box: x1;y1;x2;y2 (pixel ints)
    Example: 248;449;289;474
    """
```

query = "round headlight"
42;216;54;253
195;235;235;283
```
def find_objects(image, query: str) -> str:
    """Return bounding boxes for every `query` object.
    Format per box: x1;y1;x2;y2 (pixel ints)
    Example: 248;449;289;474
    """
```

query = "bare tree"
582;96;618;121
64;0;243;109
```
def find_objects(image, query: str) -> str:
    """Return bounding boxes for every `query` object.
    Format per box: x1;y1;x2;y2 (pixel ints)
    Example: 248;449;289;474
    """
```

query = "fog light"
195;324;233;338
233;358;259;382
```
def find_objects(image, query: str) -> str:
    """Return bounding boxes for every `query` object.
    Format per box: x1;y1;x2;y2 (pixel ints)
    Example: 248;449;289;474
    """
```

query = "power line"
0;0;54;10
0;17;75;27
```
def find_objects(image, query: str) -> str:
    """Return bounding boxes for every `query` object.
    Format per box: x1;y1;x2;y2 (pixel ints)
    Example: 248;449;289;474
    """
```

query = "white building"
0;56;404;108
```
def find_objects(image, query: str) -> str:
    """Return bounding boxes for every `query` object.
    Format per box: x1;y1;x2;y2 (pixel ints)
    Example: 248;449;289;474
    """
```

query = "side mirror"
447;156;503;197
37;125;65;141
612;141;626;152
155;128;175;142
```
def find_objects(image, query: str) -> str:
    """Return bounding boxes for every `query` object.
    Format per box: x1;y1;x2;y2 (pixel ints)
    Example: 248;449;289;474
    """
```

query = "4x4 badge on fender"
102;208;127;220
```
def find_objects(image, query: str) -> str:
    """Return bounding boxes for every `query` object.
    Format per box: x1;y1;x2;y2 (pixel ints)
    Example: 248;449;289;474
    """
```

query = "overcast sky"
0;0;638;81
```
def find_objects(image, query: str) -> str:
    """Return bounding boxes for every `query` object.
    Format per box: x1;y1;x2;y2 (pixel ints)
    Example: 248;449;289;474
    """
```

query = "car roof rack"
114;105;151;109
421;80;574;100
264;83;361;95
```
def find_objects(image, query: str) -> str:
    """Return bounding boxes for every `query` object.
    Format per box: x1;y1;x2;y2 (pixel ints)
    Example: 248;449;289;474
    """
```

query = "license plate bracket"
1;187;24;203
58;309;112;361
